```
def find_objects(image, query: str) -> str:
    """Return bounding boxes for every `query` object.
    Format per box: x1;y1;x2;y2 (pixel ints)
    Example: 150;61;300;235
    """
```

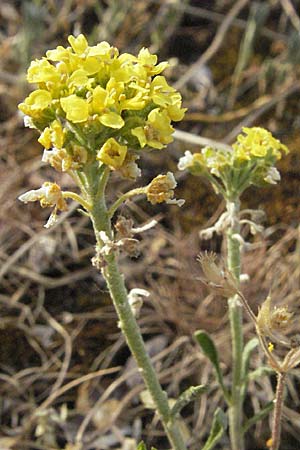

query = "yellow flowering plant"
179;128;290;450
18;34;188;450
19;34;185;176
179;127;288;199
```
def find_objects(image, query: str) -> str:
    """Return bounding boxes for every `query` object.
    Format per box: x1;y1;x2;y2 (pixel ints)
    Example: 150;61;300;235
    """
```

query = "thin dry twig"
279;0;300;31
224;81;300;143
41;307;73;396
174;0;250;89
0;202;79;281
173;129;231;150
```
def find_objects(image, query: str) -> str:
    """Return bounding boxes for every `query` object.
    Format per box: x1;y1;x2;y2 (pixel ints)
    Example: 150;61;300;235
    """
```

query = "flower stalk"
87;171;186;450
179;126;289;450
226;199;245;450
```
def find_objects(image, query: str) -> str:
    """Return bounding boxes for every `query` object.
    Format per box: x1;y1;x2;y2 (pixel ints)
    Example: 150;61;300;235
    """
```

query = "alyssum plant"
18;34;188;450
179;128;299;450
18;33;296;450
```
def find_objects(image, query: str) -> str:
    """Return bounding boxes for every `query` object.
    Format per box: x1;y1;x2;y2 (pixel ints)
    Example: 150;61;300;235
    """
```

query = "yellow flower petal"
68;69;89;87
19;90;52;116
60;95;89;123
38;127;52;148
68;34;88;54
132;127;147;148
27;58;60;83
99;112;124;129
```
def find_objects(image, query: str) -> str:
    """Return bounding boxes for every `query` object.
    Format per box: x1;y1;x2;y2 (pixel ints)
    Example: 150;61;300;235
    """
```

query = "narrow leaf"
243;401;274;433
242;337;259;378
248;366;274;381
194;330;230;402
202;408;227;450
241;337;259;399
171;385;207;417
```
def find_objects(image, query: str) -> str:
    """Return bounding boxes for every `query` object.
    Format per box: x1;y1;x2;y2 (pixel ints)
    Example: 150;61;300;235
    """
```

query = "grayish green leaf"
202;408;227;450
171;385;207;417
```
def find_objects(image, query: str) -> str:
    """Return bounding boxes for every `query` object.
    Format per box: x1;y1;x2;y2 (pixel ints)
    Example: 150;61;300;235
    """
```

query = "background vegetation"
1;1;300;449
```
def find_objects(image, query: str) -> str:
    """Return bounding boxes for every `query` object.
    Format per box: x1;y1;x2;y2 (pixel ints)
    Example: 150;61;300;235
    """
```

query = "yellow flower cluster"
19;34;185;174
178;127;288;197
232;127;288;161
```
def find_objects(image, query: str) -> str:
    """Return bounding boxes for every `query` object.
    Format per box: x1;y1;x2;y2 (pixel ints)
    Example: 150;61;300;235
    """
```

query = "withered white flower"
146;172;184;206
18;182;67;228
264;167;281;185
178;150;194;170
128;288;150;317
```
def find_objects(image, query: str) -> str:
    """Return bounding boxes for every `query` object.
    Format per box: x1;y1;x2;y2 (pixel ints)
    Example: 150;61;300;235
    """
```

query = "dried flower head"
257;295;294;346
197;252;238;298
146;172;184;206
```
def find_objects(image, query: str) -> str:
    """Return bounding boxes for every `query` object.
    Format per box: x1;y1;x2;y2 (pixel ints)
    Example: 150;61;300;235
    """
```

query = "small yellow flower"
150;76;174;106
268;342;274;352
60;95;89;123
90;85;110;112
27;58;60;84
46;45;70;62
166;96;187;121
132;108;174;149
19;90;52;115
51;120;65;148
88;41;118;58
137;48;169;75
68;34;88;55
38;120;65;149
89;85;125;128
97;138;127;169
266;438;273;448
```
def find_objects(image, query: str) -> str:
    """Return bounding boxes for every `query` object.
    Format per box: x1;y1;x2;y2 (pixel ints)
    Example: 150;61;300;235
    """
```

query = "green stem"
87;172;187;450
226;199;245;450
62;191;91;211
108;187;146;218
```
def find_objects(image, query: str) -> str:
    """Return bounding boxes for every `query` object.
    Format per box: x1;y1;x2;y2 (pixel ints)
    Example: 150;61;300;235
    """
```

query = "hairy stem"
87;173;187;450
271;372;286;450
226;199;245;450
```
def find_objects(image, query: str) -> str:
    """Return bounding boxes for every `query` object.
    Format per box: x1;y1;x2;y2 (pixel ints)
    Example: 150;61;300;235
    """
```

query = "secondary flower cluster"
19;34;185;176
178;127;288;198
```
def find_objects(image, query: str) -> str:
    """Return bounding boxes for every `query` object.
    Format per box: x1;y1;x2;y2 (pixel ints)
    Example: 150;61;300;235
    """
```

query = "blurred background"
1;1;300;449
